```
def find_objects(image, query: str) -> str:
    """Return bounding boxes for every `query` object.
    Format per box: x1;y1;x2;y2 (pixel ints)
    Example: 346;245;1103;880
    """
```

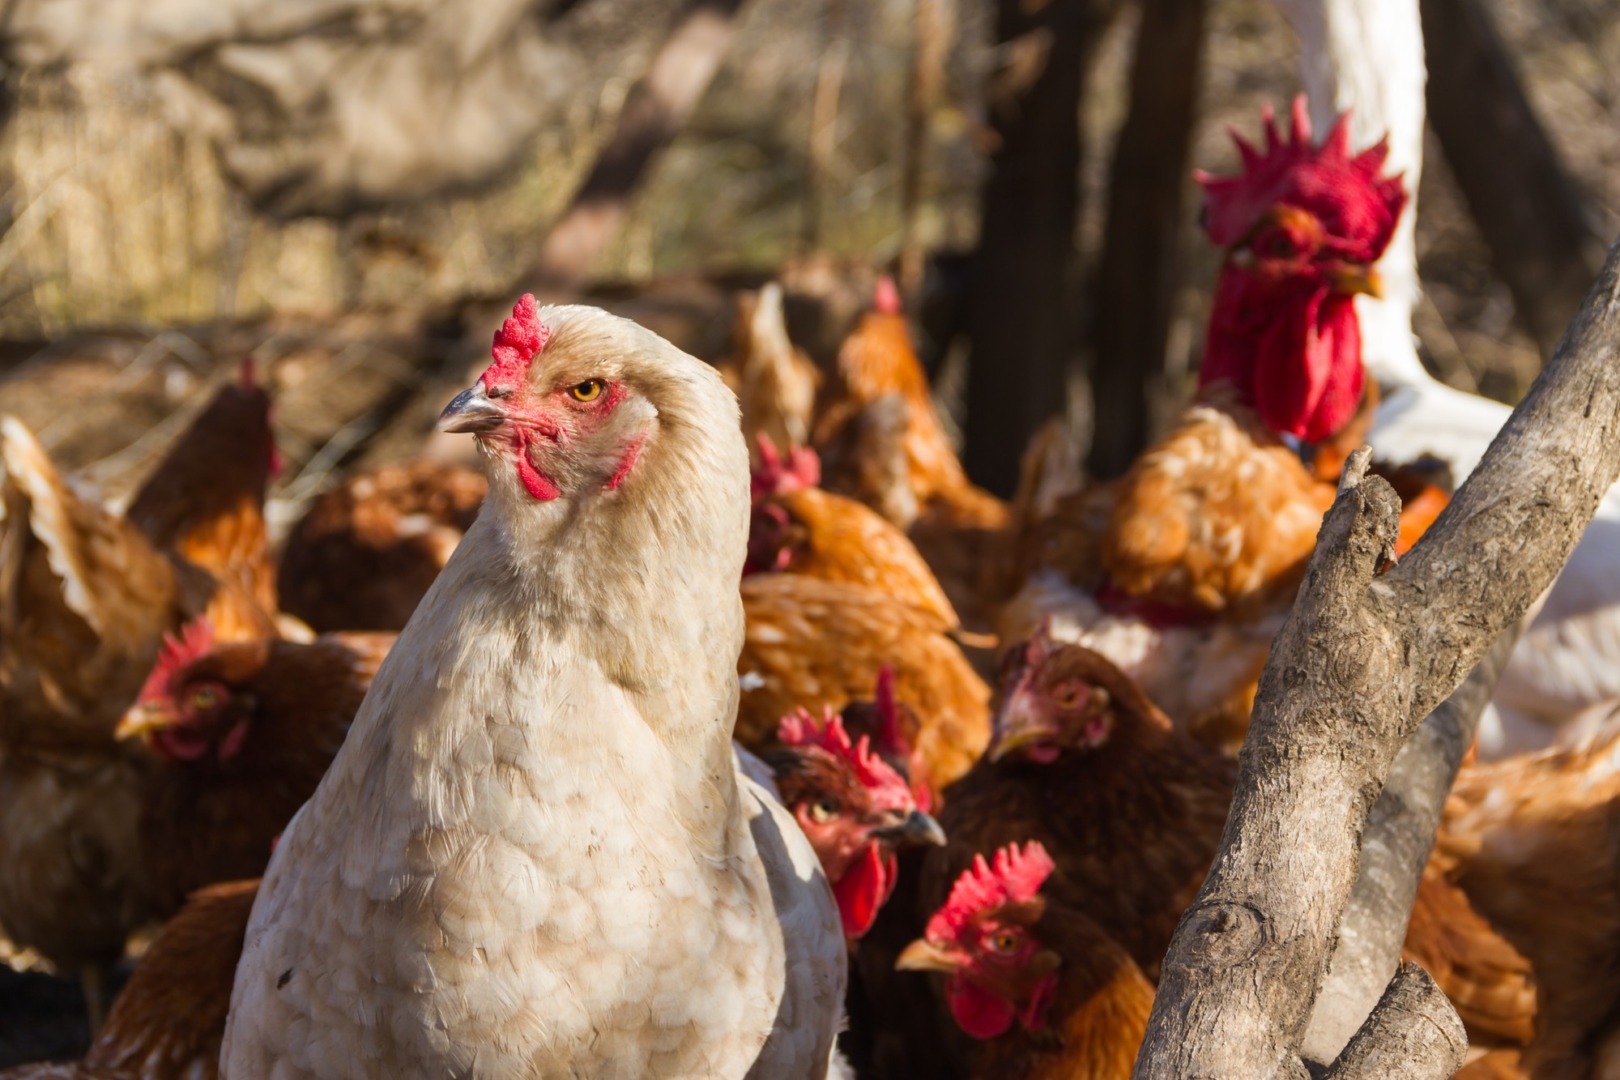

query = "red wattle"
947;975;1018;1040
833;842;896;938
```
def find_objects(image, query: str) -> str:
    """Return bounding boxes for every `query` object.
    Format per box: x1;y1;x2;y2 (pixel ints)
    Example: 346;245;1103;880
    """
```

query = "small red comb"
873;275;902;316
751;433;822;500
778;706;914;812
927;841;1056;942
1197;95;1405;262
137;617;215;704
483;293;551;391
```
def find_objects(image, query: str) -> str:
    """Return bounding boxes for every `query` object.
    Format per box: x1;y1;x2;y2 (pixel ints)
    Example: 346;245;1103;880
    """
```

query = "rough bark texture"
961;0;1124;496
1301;629;1518;1063
1321;964;1467;1080
1132;236;1620;1079
531;0;750;291
1422;0;1603;360
1085;0;1207;480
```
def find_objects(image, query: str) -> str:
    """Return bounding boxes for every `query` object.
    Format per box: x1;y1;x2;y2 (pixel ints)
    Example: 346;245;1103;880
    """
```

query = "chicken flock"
0;33;1616;1080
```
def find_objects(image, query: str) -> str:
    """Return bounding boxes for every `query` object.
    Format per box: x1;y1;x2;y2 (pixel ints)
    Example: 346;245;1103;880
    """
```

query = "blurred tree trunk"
1421;0;1603;361
1085;0;1207;479
962;0;1127;497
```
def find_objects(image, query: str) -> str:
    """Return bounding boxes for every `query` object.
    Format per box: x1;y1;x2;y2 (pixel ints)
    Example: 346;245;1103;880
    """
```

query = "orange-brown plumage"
119;630;391;911
276;460;486;632
0;880;257;1080
0;380;280;1017
1434;732;1620;1080
718;283;821;457
737;574;989;794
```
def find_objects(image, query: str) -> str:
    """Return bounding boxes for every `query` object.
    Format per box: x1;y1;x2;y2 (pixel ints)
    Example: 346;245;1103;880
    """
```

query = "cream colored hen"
222;298;844;1078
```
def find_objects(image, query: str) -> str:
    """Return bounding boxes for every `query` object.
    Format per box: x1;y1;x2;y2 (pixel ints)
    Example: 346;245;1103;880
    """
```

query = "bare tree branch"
1322;964;1467;1080
1132;236;1620;1079
1301;627;1518;1062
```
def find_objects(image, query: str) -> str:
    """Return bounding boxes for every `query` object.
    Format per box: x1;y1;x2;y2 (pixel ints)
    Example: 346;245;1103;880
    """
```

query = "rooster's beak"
896;938;963;975
1327;263;1384;299
872;809;947;848
437;384;507;434
115;702;174;742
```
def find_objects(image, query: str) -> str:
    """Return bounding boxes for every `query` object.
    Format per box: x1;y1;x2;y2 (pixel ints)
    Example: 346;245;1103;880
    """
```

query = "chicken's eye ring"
1052;683;1086;710
988;930;1019;954
808;798;839;824
569;380;605;402
189;685;222;711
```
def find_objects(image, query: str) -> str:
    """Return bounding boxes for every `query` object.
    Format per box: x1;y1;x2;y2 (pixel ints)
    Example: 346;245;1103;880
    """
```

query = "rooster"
222;297;845;1077
1275;0;1620;757
0;373;279;1026
1002;100;1438;751
275;459;487;633
114;620;392;912
896;841;1153;1080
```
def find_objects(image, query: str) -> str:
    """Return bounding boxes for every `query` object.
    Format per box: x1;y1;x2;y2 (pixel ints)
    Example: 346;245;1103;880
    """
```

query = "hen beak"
987;719;1059;764
1327;263;1384;299
437;384;507;434
896;938;963;975
872;809;947;848
115;702;175;742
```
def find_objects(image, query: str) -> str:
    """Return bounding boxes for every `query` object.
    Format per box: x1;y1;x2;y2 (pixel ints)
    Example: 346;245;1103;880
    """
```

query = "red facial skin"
471;296;646;501
131;680;251;765
935;910;1060;1039
791;801;901;939
988;632;1115;764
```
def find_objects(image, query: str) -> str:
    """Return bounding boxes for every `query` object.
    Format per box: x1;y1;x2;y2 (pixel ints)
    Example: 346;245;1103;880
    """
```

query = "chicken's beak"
986;705;1061;763
872;809;947;848
896;938;963;975
437;384;507;434
115;701;175;742
1327;262;1384;299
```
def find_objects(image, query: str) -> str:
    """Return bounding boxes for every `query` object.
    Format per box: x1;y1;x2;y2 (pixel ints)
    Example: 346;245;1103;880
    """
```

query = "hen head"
439;295;668;504
987;622;1171;764
1197;95;1407;444
118;617;267;763
767;706;944;938
897;841;1061;1039
744;436;822;574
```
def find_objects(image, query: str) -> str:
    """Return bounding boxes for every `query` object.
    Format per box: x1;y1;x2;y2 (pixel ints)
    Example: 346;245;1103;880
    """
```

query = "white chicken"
1277;0;1620;757
222;298;846;1077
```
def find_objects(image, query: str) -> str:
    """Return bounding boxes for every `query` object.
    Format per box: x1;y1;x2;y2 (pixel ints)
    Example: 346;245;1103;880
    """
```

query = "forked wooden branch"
1132;236;1620;1079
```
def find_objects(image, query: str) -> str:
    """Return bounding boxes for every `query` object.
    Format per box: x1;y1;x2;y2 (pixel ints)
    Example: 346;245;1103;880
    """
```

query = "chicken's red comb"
483;293;551;391
1197;95;1406;262
873;275;901;316
751;433;822;500
778;706;914;812
927;841;1056;943
137;617;215;704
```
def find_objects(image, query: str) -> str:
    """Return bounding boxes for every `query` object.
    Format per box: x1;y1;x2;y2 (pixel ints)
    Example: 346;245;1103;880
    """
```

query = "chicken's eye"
1052;683;1086;710
808;798;840;823
188;686;222;711
1258;232;1298;258
569;380;605;402
988;930;1020;954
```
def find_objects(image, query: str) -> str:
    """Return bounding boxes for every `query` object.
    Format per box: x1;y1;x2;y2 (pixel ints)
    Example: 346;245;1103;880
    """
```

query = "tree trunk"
1085;0;1207;480
1421;0;1603;361
1132;236;1620;1079
961;0;1125;497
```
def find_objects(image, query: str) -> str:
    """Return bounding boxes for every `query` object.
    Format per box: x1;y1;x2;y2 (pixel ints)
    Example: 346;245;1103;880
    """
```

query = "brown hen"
718;283;821;458
115;625;391;911
0;375;278;1025
0;880;257;1080
276;459;486;632
737;573;989;794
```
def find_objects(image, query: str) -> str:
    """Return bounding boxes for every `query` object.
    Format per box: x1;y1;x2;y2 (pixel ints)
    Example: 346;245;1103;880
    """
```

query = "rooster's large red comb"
1197;95;1406;263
